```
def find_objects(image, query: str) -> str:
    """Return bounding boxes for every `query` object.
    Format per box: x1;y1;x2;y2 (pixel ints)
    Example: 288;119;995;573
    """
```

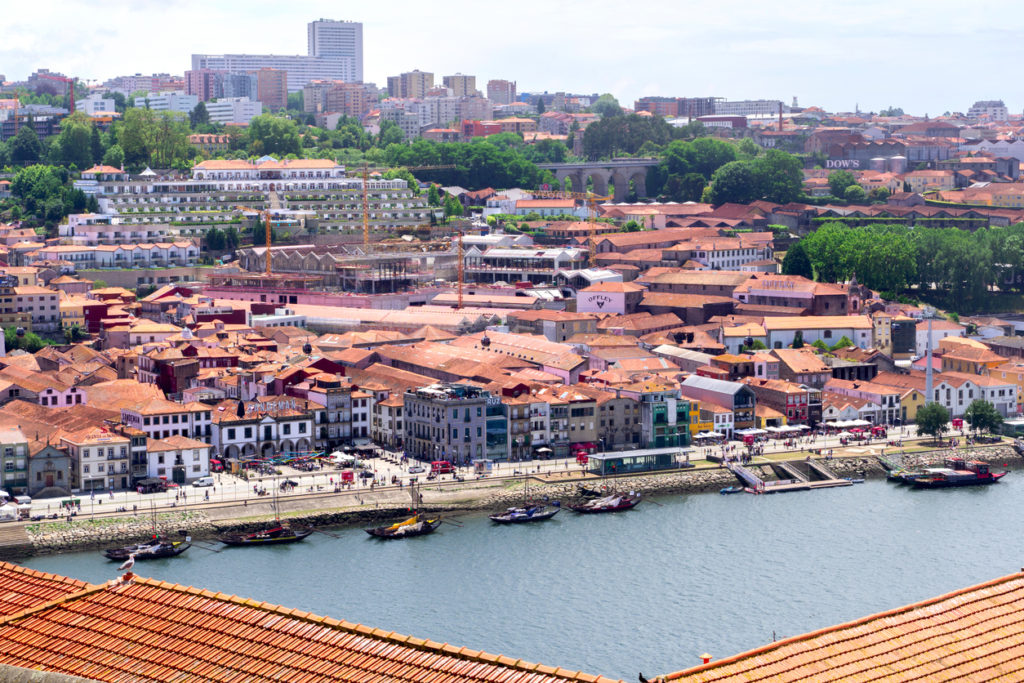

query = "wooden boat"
219;524;313;546
104;538;190;561
489;504;560;524
365;513;441;539
568;493;640;513
719;486;744;495
912;460;1008;489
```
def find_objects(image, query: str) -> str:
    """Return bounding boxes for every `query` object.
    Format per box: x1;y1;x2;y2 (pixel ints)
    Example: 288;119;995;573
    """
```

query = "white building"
205;97;263;124
121;399;214;442
146;435;211;482
915;319;966;357
966;100;1009;121
79;94;116;116
135;92;198;114
763;316;875;350
307;19;363;82
191;54;355;92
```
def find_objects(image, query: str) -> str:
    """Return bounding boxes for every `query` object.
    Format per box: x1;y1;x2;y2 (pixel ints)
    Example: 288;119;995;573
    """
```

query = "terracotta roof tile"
0;569;624;682
661;571;1024;682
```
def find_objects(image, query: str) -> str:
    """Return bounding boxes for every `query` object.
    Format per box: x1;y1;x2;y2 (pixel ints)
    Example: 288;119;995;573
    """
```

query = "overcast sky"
4;0;1023;115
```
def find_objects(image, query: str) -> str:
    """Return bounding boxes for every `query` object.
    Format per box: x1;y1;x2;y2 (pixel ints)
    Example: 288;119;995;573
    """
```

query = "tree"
844;184;868;204
916;402;950;442
4;327;45;353
879;107;905;117
708;161;758;205
829;335;854;351
869;187;890;203
443;194;464;218
427;184;442;206
964;399;1003;435
205;227;226;251
51;112;95;169
811;339;829;352
63;324;86;344
189;101;210;128
247;115;301;156
781;241;813;278
535;97;545;114
102;144;125;169
9;125;42;165
375;120;404;147
223;226;240;250
828;170;857;197
91;280;107;289
792;331;804;349
590;94;622;118
752;149;804;203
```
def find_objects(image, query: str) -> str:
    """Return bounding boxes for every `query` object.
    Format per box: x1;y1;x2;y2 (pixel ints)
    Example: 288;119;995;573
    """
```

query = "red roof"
0;567;621;682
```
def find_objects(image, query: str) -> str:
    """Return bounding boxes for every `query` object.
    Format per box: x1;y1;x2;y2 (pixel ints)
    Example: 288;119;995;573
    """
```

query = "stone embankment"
17;445;1021;557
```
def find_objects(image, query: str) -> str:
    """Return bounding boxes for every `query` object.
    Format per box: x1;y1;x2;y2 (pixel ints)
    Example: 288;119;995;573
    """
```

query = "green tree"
10;165;66;224
427;184;442;206
223;226;240;250
247;115;301;156
118;107;158;169
916;402;951;442
829;335;854;351
590;93;622;118
102;144;125;169
707;161;758;205
792;331;804;348
663;172;707;202
879;107;905;117
9;125;42;165
376;120;404;147
51;111;95;169
869;187;890;203
535;97;545;114
781;240;813;278
189;101;210;128
752;149;804;203
63;323;87;343
963;399;1003;435
811;339;829;352
91;280;107;289
205;227;226;251
827;170;857;197
443;194;464;218
844;184;868;204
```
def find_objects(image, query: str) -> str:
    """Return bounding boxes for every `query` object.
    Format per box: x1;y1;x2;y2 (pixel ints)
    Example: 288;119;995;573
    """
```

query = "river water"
19;476;1023;680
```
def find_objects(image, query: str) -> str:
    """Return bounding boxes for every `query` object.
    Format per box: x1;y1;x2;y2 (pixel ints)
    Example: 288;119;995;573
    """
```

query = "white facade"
79;94;116;115
205;97;263;124
915;324;965;357
307;19;363;82
577;290;628;315
135;92;198;114
191;54;355;92
121;404;213;442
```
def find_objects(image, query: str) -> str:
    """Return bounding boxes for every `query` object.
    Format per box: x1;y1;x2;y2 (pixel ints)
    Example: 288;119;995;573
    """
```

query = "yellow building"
897;387;926;423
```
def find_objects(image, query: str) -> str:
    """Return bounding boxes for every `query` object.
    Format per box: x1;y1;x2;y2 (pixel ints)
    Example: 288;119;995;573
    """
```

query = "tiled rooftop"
0;562;89;618
659;570;1024;682
0;571;621;683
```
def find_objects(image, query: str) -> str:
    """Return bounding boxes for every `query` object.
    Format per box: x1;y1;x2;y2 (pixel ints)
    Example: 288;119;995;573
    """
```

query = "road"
25;425;936;520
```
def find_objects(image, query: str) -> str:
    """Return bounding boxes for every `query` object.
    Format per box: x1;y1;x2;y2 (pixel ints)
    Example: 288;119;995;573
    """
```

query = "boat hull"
104;541;190;561
219;527;313;546
365;519;441;538
913;472;1007;489
489;507;560;524
568;498;640;514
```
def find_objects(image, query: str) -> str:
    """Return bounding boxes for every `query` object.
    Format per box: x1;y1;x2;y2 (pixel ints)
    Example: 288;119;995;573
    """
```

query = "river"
19;476;1022;680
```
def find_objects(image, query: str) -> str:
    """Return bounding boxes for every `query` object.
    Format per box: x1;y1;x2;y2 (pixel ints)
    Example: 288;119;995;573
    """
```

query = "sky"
4;0;1024;116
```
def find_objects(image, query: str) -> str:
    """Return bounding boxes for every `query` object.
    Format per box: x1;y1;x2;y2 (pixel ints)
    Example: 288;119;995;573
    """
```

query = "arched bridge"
536;158;660;201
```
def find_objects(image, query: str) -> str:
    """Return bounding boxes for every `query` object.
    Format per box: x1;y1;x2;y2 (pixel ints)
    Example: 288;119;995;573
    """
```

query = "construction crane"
233;206;274;275
359;163;456;247
36;73;77;113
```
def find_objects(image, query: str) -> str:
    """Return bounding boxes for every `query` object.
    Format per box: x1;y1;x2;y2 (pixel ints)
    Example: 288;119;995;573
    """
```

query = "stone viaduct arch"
537;158;659;201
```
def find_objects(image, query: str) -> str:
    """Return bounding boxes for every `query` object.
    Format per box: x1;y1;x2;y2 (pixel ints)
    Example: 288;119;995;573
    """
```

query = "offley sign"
584;294;613;310
826;159;862;169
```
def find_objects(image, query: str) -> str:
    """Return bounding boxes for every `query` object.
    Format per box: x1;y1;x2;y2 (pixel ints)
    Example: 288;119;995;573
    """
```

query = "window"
227;428;236;440
83;465;89;473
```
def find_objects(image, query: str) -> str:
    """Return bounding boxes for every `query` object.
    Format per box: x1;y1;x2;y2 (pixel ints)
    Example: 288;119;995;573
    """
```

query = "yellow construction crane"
233;206;274;275
359;163;456;247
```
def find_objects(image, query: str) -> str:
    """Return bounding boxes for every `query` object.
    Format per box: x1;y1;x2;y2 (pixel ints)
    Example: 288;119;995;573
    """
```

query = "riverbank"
16;444;1020;557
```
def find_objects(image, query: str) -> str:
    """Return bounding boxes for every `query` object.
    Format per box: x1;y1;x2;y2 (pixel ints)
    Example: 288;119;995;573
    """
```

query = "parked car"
191;477;214;487
408;465;426;474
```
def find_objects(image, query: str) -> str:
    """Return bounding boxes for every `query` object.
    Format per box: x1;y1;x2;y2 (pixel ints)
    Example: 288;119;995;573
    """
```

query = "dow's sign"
825;159;861;169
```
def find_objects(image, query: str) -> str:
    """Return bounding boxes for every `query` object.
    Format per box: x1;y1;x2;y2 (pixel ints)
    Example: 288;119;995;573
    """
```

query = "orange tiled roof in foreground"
657;570;1024;682
0;566;622;683
0;562;89;618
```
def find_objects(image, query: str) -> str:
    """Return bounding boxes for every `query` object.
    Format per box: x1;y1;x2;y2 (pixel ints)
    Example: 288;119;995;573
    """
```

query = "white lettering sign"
825;159;861;169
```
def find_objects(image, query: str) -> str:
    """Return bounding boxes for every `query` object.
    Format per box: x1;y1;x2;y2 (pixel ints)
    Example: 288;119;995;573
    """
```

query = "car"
408;465;426;474
191;477;214;487
359;471;374;479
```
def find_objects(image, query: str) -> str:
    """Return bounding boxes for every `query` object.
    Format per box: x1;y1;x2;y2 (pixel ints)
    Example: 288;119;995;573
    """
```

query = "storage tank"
889;156;907;174
870;157;886;172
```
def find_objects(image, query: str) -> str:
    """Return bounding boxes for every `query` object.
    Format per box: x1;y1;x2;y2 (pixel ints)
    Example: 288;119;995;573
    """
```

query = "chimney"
701;653;712;664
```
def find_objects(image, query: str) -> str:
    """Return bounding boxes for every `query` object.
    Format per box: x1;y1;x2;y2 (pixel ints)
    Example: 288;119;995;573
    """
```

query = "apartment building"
211;397;314;460
61;427;131;492
463;247;588;285
403;383;488;464
387;70;433;99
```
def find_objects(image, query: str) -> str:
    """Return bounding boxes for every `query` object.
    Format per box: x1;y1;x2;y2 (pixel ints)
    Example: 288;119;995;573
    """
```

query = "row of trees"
784;222;1024;310
916;400;1003;441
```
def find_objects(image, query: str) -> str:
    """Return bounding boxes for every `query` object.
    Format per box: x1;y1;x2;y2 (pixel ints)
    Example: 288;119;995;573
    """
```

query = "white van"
13;495;31;506
192;476;215;487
